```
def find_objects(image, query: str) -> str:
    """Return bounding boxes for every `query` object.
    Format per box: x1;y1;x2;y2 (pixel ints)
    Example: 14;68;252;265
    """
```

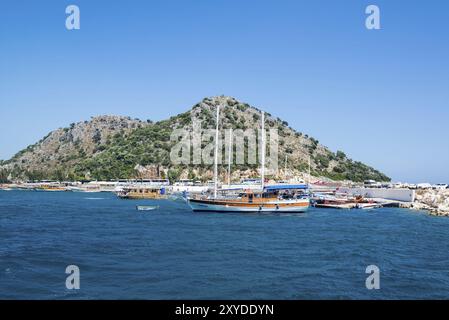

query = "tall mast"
214;105;220;199
261;112;265;190
308;154;311;185
285;154;287;179
227;128;232;186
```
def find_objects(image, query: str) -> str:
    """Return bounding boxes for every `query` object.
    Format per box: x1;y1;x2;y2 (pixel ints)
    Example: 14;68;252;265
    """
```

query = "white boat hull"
188;199;309;213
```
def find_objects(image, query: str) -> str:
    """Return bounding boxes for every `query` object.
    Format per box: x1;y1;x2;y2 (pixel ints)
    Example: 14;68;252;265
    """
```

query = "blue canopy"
264;184;308;191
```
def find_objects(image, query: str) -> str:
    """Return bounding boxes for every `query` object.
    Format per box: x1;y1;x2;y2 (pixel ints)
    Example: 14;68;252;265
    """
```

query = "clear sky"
1;0;448;183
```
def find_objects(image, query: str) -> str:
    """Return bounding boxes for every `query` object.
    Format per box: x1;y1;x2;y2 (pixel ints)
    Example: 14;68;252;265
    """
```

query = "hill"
0;96;390;183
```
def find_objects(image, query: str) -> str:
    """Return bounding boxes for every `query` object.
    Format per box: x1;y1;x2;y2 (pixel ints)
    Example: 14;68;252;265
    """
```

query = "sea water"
1;190;449;299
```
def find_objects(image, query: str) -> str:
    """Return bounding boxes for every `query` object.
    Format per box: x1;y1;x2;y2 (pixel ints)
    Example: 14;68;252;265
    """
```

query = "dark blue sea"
1;190;449;300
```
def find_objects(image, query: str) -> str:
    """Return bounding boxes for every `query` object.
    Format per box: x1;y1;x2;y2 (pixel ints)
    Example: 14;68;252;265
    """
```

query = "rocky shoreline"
412;189;449;217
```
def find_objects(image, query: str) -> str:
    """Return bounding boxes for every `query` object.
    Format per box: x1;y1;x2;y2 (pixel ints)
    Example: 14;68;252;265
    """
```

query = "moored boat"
188;185;310;213
0;184;13;191
35;184;67;192
117;186;168;199
312;193;382;210
187;107;311;213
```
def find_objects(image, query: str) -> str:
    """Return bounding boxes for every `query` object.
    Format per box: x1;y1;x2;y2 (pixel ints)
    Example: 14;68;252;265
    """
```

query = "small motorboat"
355;203;383;210
136;205;159;211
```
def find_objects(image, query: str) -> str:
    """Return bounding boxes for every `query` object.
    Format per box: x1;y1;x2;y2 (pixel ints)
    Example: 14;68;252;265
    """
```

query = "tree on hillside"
0;169;10;183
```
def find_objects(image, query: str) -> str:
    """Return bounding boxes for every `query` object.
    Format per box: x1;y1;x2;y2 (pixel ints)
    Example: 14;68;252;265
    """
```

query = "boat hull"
188;198;309;213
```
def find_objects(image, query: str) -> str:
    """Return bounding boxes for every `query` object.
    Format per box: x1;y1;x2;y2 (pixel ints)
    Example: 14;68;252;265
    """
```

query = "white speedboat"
136;205;159;211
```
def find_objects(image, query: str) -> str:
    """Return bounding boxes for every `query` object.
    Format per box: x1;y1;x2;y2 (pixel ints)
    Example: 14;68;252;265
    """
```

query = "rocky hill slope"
0;116;148;181
0;96;390;182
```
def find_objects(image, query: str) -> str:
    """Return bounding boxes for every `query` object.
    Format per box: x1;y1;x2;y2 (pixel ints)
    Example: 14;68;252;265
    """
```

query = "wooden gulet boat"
188;186;310;213
117;186;167;199
187;107;310;213
35;185;67;192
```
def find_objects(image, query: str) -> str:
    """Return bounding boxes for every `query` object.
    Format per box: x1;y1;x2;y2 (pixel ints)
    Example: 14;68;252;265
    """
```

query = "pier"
337;187;416;202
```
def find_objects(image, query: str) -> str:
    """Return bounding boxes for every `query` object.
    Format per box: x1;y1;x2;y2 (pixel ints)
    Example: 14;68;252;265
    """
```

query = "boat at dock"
188;185;310;212
117;185;168;199
355;202;382;209
312;194;382;210
34;184;67;192
187;107;309;213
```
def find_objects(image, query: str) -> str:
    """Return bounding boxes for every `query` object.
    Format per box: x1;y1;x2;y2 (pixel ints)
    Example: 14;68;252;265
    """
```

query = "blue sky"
1;0;448;183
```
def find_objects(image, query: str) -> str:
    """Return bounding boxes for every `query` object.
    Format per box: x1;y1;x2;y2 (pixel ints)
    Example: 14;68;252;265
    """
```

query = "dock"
368;198;413;209
314;203;356;209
